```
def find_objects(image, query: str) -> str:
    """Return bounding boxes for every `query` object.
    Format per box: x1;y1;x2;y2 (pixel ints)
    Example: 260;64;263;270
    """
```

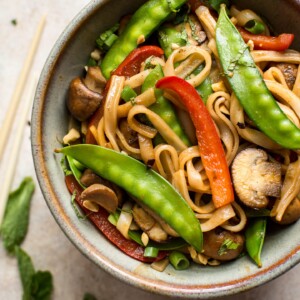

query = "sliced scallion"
244;19;265;34
169;251;190;270
144;246;159;258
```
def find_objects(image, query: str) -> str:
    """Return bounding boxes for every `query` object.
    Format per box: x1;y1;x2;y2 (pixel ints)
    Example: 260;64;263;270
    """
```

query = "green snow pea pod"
142;64;191;146
158;26;187;58
57;144;203;252
216;5;300;149
245;217;267;267
101;0;188;79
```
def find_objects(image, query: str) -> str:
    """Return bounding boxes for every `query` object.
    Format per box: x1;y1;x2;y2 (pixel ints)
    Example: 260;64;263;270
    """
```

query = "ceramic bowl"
31;0;300;298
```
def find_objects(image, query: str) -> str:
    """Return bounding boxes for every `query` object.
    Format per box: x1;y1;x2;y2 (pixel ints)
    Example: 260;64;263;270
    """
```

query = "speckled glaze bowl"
31;0;300;298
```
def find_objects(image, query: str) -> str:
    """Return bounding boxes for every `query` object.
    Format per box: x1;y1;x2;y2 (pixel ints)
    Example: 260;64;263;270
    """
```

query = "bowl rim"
31;0;300;298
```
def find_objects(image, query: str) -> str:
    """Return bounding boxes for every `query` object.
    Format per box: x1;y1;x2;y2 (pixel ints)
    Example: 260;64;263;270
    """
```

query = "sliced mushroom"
231;148;282;209
147;223;168;242
271;63;298;89
203;228;245;261
132;204;168;242
83;66;106;94
67;77;102;122
80;168;108;187
81;183;119;213
140;203;179;237
275;197;300;225
80;169;123;203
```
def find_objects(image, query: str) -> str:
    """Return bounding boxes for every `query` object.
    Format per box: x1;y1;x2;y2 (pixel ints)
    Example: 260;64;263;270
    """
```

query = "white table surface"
0;0;299;299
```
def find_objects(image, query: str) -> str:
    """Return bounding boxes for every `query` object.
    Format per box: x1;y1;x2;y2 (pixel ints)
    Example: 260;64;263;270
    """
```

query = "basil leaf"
0;177;35;253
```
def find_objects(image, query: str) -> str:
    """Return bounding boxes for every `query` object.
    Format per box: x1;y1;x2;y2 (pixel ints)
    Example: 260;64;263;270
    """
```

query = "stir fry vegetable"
156;76;234;208
101;0;188;79
58;145;203;252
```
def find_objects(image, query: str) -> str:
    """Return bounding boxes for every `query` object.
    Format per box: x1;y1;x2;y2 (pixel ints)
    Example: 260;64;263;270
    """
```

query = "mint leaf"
15;247;53;300
83;293;97;300
0;177;35;253
15;247;35;300
31;271;53;300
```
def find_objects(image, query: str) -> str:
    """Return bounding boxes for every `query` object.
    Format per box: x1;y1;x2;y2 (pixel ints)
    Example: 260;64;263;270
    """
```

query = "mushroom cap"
231;148;282;209
67;77;102;122
81;183;119;213
83;66;107;94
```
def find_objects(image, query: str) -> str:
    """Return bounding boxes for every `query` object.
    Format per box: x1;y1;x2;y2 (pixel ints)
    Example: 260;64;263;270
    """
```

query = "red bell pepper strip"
85;45;164;144
65;174;167;262
237;27;294;51
112;45;164;77
156;76;234;208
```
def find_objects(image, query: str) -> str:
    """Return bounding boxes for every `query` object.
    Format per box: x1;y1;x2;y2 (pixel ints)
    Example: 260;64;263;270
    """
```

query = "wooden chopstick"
0;16;46;224
0;77;38;224
0;15;46;161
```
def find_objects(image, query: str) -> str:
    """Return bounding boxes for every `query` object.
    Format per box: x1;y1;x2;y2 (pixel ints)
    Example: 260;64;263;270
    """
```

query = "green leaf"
16;247;53;300
83;293;97;300
218;238;240;256
0;177;35;253
15;247;35;300
31;271;53;300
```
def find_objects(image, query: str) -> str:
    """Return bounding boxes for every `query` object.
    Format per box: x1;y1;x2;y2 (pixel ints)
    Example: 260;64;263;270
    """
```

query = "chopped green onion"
96;23;119;52
169;251;190;270
108;211;120;226
121;85;137;102
244;19;265;34
144;246;159;258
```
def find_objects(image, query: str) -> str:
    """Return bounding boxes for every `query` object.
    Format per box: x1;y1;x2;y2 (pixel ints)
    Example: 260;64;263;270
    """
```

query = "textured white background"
0;0;299;299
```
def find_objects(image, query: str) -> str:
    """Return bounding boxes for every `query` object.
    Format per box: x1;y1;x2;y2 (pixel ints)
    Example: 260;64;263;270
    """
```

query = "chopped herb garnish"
218;239;240;256
11;19;17;26
96;23;119;52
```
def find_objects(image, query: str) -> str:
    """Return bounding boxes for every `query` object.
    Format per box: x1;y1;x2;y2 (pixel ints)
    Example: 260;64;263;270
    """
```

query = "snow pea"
142;64;191;146
57;144;203;252
100;0;188;79
245;217;266;267
158;26;187;58
216;5;300;149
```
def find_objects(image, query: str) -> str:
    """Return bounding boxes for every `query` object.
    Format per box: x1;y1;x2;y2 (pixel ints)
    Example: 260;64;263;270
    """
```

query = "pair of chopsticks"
0;16;46;224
